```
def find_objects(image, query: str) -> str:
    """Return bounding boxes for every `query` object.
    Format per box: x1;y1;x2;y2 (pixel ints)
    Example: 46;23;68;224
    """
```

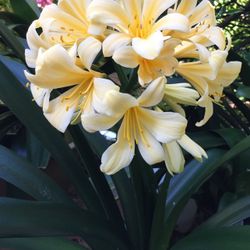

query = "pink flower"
36;0;53;8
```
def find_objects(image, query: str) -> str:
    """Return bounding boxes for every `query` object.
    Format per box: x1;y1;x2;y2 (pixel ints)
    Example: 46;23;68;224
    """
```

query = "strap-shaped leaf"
199;196;250;229
0;198;129;250
150;135;250;250
0;237;88;250
0;59;103;213
171;226;250;250
0;145;69;203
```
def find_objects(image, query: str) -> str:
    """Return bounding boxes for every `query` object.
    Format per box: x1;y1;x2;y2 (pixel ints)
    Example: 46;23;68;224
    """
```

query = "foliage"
0;0;250;250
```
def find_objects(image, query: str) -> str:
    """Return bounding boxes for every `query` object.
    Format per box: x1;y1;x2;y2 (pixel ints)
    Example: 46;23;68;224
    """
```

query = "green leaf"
10;0;40;23
200;196;250;229
152;134;250;250
68;126;125;231
0;145;70;203
0;59;103;213
0;21;25;63
171;226;250;250
213;128;245;148
0;198;129;250
26;130;50;169
0;237;88;250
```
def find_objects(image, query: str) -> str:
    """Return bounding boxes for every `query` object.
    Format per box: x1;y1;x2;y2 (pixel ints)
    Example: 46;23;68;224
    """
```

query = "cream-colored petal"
44;87;79;132
58;0;90;25
153;13;190;33
121;0;142;21
202;27;226;50
137;128;165;165
103;33;131;57
177;0;198;16
100;121;135;175
163;141;185;175
25;45;89;89
113;46;139;68
132;31;164;60
178;134;207;161
138;62;154;86
92;77;120;114
103;90;138;116
81;112;120;132
88;21;106;35
78;37;102;70
164;83;199;106
196;88;213;127
142;0;177;22
87;0;130;29
140;108;187;143
30;84;51;112
138;77;166;107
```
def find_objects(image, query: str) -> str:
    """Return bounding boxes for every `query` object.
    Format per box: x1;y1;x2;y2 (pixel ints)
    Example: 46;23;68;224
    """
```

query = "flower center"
123;107;150;148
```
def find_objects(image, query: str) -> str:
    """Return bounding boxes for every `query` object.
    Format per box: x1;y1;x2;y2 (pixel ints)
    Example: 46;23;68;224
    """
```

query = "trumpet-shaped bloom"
163;134;207;175
25;37;111;133
163;83;200;116
88;0;190;60
26;0;100;67
177;49;242;126
113;38;179;85
82;77;187;174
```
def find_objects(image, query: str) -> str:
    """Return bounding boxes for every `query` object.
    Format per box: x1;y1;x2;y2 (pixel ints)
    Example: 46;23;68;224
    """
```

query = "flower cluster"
25;0;241;175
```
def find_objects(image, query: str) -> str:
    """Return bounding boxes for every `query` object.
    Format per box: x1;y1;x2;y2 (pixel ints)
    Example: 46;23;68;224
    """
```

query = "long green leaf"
0;21;25;63
0;198;129;250
199;196;250;229
0;60;102;213
68;126;125;231
10;0;40;23
151;134;250;250
0;145;69;203
171;226;250;250
0;237;87;250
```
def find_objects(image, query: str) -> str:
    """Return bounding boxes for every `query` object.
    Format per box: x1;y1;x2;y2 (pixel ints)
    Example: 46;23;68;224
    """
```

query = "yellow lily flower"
81;77;187;175
163;83;200;116
177;49;242;126
26;0;101;67
163;134;207;175
113;38;179;85
25;37;113;133
88;0;190;60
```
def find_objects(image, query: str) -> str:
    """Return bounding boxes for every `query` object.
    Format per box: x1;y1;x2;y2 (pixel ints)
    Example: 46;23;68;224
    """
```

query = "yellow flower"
88;0;189;60
81;77;187;174
25;37;112;132
163;83;200;116
176;49;242;126
113;38;179;85
163;134;207;175
26;0;101;67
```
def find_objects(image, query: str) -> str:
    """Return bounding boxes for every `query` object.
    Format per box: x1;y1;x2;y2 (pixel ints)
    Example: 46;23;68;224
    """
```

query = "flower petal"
137;128;165;165
78;37;102;70
163;141;185;175
81;112;120;132
44;87;79;132
88;0;130;30
177;0;198;16
140;108;187;143
100;122;135;175
178;134;207;161
132;31;164;60
153;13;190;33
25;45;89;89
113;46;139;68
103;33;131;57
138;77;166;107
30;84;51;112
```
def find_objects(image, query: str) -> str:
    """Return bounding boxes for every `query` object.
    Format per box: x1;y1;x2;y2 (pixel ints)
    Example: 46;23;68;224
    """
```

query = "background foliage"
0;0;250;249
